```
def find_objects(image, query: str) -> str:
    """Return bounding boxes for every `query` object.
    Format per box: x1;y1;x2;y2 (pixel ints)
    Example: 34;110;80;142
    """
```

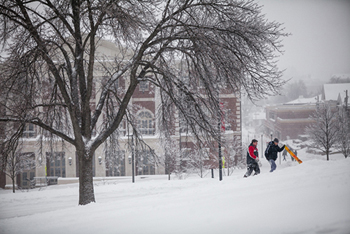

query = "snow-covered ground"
1;150;350;234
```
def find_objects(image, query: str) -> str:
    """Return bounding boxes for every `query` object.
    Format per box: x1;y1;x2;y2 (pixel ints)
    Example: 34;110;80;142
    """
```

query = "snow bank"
1;158;349;234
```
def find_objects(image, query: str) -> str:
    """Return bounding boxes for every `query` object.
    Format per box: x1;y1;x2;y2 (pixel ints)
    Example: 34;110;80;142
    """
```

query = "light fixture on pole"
127;127;135;183
218;102;224;181
131;129;135;183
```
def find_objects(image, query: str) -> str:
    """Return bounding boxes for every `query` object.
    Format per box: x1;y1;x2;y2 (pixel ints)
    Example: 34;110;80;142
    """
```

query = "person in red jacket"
244;139;260;178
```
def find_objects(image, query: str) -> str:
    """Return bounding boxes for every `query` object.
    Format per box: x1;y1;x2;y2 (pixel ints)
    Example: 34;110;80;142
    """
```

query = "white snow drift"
1;152;349;234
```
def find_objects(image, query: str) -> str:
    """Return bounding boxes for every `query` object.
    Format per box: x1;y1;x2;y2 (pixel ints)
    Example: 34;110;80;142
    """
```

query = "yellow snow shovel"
285;145;302;164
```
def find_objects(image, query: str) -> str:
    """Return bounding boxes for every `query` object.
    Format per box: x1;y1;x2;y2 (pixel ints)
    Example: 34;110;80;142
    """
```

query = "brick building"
264;99;317;140
1;39;242;189
264;82;350;141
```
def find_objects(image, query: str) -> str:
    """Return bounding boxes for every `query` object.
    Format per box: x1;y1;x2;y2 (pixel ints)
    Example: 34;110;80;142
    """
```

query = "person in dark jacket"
244;139;260;178
265;138;285;172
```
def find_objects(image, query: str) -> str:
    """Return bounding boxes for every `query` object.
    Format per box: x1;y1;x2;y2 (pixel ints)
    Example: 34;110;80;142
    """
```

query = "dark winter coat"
265;141;285;161
247;143;258;165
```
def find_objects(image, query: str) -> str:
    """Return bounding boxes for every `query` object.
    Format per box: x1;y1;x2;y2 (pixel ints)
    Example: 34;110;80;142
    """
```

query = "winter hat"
273;138;279;143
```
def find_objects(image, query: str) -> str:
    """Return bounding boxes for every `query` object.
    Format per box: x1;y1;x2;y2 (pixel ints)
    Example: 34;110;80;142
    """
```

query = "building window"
105;150;125;176
46;152;66;178
181;148;191;161
224;109;232;131
139;80;149;92
136;150;155;175
22;123;36;138
137;111;155;135
18;152;36;189
118;119;126;136
269;112;275;121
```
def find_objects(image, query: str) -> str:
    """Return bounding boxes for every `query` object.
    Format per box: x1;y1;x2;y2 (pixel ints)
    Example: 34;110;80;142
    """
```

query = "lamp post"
131;130;135;183
218;102;224;181
127;127;135;183
216;90;223;181
270;132;273;141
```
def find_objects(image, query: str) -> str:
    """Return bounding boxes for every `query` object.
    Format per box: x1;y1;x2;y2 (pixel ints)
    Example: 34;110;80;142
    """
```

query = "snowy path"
1;158;350;234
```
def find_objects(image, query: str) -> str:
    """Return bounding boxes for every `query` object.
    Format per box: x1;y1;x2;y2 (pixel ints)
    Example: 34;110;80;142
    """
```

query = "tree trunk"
78;150;95;205
12;176;15;193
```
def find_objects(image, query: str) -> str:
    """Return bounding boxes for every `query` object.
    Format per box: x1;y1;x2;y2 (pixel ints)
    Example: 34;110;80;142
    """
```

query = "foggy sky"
1;0;349;85
258;0;350;83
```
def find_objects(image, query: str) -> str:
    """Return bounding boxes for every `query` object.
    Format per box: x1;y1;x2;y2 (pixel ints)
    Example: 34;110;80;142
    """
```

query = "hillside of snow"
1;151;350;234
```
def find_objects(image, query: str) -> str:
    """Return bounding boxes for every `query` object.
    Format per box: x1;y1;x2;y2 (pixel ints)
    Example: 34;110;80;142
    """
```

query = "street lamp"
218;102;224;182
270;132;273;141
127;128;135;183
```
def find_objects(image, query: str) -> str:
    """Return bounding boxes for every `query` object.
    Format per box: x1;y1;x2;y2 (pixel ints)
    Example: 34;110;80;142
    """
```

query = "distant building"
264;82;350;141
264;96;318;140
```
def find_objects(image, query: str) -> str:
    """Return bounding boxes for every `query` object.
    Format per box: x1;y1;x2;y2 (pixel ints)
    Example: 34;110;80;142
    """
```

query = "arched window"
137;110;154;135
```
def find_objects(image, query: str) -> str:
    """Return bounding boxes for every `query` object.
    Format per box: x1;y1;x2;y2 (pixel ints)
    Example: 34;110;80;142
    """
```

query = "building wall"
276;109;315;119
264;105;316;140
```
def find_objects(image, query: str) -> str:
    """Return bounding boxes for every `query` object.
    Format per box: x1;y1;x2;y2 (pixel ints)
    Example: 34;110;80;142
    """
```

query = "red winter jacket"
247;144;258;164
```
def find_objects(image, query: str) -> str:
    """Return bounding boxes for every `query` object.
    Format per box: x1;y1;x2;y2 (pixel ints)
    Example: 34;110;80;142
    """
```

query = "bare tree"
225;135;243;175
336;107;350;158
306;102;338;161
184;144;211;178
0;0;286;205
0;123;35;193
160;135;178;180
